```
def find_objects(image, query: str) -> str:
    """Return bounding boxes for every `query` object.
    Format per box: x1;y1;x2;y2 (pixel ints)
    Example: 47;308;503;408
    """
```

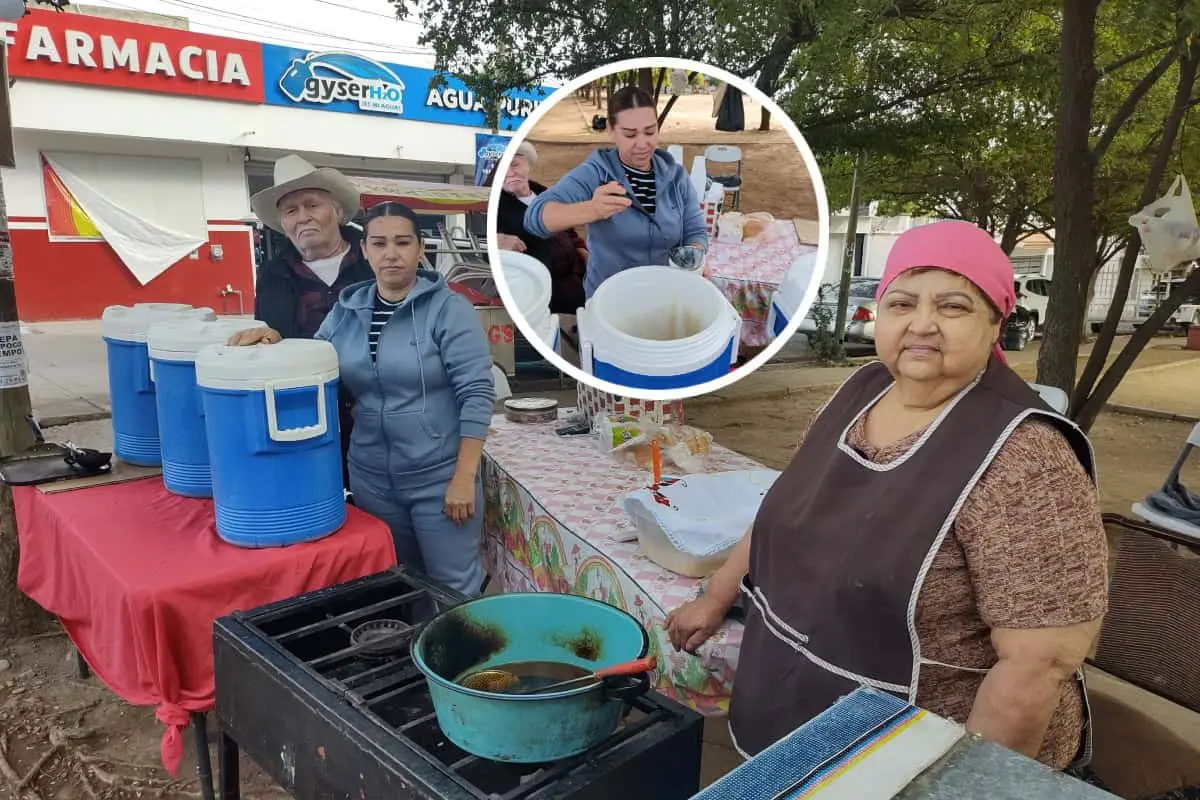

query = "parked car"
1013;275;1050;333
797;278;881;344
1133;277;1200;331
1002;306;1036;351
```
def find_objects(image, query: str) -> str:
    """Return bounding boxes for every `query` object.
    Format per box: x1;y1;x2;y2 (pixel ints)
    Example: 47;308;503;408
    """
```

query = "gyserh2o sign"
1;10;265;103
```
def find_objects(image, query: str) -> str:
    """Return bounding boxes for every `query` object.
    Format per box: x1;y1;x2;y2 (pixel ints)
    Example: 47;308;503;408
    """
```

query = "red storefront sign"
0;10;264;103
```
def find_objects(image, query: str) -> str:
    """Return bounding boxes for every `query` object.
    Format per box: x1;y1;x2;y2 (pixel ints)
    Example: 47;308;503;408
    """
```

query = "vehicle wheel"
1023;316;1036;341
1030;312;1040;337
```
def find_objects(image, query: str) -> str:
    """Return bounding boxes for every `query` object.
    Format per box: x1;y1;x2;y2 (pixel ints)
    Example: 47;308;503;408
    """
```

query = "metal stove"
213;567;704;800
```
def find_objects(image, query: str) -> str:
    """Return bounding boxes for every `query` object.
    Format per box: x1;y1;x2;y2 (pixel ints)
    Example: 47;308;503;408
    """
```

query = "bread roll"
742;219;766;239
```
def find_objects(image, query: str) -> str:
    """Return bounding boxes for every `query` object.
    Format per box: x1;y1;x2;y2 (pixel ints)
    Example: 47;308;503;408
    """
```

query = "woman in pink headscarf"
666;220;1108;772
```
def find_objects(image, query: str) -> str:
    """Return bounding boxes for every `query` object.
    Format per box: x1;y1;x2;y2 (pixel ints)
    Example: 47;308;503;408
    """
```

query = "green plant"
805;284;846;364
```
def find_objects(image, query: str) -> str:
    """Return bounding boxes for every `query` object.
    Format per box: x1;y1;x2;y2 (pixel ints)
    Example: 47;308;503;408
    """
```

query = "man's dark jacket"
253;225;374;490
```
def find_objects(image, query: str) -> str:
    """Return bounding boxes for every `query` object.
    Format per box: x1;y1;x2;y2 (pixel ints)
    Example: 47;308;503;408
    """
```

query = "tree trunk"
751;12;818;112
1076;266;1200;430
652;68;667;105
1071;41;1200;416
0;172;49;639
1036;0;1101;393
657;71;698;127
637;67;654;94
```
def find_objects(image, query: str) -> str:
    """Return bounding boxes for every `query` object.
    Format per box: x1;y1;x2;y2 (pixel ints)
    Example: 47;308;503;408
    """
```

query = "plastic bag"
596;414;713;473
717;212;745;242
1129;175;1200;270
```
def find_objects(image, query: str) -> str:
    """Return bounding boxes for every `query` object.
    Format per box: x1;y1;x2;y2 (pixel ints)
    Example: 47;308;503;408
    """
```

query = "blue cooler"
195;339;346;548
147;317;267;497
101;303;215;466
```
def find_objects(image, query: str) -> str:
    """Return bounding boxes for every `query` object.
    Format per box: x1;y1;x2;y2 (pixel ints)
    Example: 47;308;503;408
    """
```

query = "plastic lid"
499;250;551;315
194;338;339;390
101;304;217;342
147;318;267;361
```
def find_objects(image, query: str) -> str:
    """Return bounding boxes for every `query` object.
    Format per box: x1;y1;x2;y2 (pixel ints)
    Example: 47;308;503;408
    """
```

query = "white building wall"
3;129;249;221
9;81;480;169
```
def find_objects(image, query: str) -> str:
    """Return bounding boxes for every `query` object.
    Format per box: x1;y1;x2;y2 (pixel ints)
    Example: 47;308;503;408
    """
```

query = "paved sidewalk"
21;320;111;422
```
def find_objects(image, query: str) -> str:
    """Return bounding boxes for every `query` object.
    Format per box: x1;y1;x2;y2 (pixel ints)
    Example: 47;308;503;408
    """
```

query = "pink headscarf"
876;220;1016;363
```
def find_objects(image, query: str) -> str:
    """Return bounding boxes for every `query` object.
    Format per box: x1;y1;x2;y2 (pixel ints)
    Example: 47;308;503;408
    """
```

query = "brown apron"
728;357;1096;764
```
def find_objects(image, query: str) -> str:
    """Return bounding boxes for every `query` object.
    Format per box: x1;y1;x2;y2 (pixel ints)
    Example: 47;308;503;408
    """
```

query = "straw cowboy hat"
249;155;361;233
515;141;537;164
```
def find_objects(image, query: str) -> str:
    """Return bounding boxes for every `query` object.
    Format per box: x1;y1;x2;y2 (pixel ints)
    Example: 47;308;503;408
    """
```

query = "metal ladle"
460;656;656;695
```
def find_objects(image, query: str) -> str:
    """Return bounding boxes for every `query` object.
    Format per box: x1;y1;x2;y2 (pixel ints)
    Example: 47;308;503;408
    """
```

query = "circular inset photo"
485;57;828;400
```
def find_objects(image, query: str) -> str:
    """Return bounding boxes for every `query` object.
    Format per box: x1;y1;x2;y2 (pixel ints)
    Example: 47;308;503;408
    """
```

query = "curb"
40;411;111;428
1104;404;1200;424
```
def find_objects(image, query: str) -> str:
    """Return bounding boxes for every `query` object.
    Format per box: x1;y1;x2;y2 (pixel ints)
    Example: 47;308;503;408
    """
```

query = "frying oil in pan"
457;660;591;694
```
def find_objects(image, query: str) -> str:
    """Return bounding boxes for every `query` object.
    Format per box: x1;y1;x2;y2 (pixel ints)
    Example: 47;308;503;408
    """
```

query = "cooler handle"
264;379;328;442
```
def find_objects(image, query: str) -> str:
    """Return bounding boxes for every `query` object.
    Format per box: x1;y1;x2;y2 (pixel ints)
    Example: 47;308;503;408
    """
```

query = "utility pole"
0;29;46;637
833;150;866;350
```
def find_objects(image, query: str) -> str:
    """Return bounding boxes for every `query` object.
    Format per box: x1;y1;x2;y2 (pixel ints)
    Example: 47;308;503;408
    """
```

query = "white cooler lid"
101;304;216;342
499;250;551;315
195;338;339;390
148;318;267;361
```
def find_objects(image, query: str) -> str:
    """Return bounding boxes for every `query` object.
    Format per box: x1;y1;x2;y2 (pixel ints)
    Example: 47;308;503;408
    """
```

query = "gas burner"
215;567;704;799
349;618;410;658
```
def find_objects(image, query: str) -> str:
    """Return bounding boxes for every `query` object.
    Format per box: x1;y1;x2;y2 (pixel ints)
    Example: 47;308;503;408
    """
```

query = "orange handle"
651;440;662;485
595;656;657;679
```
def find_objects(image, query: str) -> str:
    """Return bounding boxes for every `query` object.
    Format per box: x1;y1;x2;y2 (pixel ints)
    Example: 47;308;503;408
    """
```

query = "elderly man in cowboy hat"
250;155;374;339
490;141;587;316
250;155;374;487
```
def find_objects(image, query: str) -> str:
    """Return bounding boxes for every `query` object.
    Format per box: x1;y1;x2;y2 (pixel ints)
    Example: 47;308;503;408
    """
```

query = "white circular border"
486;56;831;402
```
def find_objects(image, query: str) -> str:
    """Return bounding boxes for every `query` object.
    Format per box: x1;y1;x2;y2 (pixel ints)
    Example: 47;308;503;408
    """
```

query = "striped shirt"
369;291;403;361
623;163;656;215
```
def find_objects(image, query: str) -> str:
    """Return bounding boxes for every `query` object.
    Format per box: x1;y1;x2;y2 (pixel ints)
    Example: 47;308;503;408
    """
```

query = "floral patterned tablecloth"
707;219;819;348
481;411;762;715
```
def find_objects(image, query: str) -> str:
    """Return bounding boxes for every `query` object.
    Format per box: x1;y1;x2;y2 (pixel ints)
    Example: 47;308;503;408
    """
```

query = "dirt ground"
524;92;820;222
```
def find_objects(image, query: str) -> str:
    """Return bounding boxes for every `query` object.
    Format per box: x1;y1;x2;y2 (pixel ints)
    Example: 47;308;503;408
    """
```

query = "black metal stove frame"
213;568;704;800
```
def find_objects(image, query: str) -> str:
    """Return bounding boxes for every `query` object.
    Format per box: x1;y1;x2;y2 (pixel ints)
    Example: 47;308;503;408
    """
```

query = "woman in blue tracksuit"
523;85;709;299
229;202;495;596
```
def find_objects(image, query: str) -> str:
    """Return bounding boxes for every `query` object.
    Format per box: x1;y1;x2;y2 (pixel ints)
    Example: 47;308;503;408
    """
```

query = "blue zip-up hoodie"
315;269;495;477
523;147;708;298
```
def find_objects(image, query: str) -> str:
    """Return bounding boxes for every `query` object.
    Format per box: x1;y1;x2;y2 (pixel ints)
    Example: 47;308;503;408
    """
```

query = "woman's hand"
590;182;632;220
497;233;527;252
443;474;476;525
665;594;728;654
227;327;281;346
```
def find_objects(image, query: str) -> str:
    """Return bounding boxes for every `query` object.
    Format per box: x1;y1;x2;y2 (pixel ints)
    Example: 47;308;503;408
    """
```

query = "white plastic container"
497;250;553;340
577;266;740;391
147;317;267;497
767;251;820;340
626;502;733;578
101;303;216;466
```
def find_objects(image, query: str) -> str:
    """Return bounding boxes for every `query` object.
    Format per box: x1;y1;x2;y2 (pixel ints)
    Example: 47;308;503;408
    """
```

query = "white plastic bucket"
577;266;740;390
497;250;552;336
768;251;819;340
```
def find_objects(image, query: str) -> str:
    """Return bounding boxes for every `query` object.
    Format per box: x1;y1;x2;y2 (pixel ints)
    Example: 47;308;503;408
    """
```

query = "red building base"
10;220;256;321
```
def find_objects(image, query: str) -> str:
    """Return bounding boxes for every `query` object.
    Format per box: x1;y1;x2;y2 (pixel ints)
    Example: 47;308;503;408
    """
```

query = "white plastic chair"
704;145;743;211
1027;383;1069;414
667;145;685;166
1132;421;1200;541
492;363;513;402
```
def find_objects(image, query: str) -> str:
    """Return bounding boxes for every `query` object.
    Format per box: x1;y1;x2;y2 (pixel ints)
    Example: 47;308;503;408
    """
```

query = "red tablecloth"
13;478;396;775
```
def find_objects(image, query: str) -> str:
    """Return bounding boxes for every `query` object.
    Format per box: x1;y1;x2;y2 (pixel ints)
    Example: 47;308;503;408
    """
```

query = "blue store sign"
260;44;551;130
